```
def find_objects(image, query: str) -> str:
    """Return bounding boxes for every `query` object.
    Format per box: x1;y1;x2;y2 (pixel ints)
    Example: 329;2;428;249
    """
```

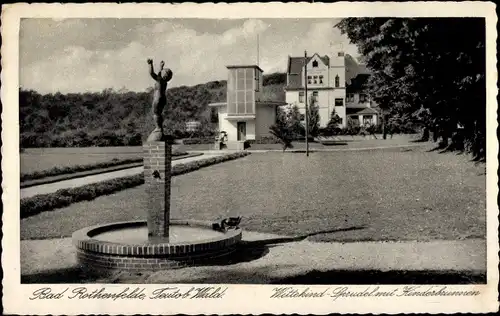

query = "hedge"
20;151;188;182
20;151;250;218
182;137;214;145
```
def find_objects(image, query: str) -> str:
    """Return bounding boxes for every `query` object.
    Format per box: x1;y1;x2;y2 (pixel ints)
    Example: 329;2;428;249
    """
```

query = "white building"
284;51;379;128
209;65;286;150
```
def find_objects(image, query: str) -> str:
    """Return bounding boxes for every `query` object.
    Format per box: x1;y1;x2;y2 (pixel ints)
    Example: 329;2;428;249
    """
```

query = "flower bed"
20;152;250;218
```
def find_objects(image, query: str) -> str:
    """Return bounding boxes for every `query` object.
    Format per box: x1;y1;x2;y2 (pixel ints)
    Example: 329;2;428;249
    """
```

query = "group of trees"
336;18;486;160
20;72;288;148
269;98;322;151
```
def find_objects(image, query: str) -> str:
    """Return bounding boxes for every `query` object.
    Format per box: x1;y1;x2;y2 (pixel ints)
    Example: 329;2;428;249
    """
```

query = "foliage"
322;109;343;136
306;97;321;137
20;152;250;218
336;18;486;160
247;136;282;144
269;108;295;151
19;72;286;148
263;72;287;86
182;137;216;145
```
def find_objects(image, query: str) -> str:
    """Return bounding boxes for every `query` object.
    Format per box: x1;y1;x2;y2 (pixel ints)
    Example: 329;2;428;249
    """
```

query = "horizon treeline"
19;72;287;148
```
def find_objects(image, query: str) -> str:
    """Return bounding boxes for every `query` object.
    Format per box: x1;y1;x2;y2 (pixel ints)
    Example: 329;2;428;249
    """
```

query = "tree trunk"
382;114;387;140
422;127;430;141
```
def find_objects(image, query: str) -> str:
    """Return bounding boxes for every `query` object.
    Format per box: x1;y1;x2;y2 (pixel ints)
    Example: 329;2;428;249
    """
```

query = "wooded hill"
20;73;286;147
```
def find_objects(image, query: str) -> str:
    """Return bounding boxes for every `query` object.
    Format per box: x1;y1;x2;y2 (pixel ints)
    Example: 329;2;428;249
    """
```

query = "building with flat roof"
209;65;286;149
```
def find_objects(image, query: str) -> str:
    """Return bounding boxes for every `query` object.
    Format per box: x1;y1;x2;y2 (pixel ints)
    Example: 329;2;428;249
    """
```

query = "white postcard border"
2;2;498;314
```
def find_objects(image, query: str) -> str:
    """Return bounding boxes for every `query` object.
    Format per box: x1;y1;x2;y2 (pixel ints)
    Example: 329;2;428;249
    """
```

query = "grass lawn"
21;146;486;242
21;145;186;174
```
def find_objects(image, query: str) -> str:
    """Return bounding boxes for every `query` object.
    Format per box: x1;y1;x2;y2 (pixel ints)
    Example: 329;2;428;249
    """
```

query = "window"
363;115;373;125
347;94;354;102
335;75;340;88
319;75;324;84
312;60;318;68
255;69;260;92
299;91;305;103
300;114;305;121
312;91;318;102
335;98;344;107
307;75;312;84
360;94;367;102
313;76;318;84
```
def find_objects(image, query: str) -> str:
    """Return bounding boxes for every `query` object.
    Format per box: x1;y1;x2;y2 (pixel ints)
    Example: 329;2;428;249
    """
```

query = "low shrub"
20;151;250;218
247;136;282;145
182;138;214;145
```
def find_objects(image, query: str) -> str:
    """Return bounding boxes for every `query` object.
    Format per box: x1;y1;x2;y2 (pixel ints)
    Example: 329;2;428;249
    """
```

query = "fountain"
72;59;242;274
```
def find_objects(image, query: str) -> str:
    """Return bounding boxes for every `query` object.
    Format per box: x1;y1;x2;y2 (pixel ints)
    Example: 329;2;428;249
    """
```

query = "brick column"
143;141;171;242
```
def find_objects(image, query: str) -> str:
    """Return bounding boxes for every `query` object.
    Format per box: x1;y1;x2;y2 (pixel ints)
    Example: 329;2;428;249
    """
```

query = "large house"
209;65;286;150
208;51;378;149
284;51;379;128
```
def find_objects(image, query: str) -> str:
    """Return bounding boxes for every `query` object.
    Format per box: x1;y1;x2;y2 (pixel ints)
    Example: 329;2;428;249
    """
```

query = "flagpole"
257;34;260;66
304;50;309;157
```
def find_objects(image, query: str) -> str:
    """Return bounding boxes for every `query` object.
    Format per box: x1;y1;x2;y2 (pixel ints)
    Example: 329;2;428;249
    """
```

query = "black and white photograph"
2;2;498;314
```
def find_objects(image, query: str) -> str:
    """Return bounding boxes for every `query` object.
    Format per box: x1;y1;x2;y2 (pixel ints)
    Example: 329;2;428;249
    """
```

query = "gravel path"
20;232;485;284
20;154;223;198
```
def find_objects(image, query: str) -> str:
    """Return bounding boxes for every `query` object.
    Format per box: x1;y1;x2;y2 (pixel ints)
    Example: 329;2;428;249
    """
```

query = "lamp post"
304;50;309;157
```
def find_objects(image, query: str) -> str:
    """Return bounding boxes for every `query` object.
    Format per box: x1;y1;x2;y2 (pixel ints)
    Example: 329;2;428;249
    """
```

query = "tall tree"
307;97;321;138
336;18;486;160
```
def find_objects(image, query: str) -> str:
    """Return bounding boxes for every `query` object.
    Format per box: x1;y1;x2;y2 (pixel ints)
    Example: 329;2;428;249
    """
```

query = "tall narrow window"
312;60;318;68
255;69;260;92
299;91;305;103
335;75;340;88
319;75;324;84
312;91;318;102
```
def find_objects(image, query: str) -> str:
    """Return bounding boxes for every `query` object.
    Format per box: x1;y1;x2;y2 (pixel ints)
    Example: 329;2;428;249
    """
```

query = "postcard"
2;2;498;314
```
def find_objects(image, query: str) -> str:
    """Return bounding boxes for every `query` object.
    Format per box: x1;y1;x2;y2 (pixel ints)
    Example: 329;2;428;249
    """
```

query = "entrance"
237;122;247;141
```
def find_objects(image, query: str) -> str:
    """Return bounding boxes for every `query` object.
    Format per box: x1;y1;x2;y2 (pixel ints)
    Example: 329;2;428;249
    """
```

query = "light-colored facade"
284;51;379;128
209;65;285;148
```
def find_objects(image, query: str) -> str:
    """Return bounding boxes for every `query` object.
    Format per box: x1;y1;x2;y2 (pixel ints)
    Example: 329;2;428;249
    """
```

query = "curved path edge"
21;153;203;189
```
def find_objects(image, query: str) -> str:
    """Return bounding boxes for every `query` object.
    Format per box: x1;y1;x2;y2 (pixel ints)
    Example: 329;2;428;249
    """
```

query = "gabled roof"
287;54;331;74
347;107;379;115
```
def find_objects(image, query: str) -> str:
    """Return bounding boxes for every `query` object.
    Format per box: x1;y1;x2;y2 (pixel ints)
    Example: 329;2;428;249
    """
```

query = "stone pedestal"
143;141;172;242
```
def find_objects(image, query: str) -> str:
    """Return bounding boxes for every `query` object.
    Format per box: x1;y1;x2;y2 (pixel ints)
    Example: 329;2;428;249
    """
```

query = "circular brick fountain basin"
73;220;242;274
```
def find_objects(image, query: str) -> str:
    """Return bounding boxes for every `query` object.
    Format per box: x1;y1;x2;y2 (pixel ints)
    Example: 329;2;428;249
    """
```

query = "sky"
20;18;359;94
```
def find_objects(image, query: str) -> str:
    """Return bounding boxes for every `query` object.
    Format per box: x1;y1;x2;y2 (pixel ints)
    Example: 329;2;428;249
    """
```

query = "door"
237;122;246;141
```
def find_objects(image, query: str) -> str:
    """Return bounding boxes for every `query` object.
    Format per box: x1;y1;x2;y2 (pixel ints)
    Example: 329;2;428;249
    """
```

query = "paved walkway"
20;154;223;199
20;231;485;283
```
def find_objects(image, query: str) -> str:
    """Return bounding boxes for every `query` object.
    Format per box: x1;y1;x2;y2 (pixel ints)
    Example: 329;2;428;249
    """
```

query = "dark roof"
345;54;370;84
346;107;379;115
226;65;263;73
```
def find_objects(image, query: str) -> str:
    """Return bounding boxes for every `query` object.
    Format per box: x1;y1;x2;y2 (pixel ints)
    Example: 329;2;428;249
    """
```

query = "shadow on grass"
22;226;368;284
272;269;486;284
319;142;349;146
21;266;101;284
